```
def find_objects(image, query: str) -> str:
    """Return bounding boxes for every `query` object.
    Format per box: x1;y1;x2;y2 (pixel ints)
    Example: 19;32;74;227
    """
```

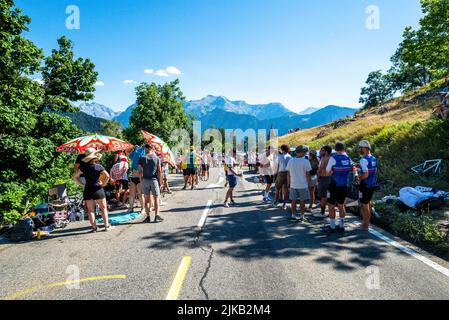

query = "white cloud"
33;78;44;85
166;66;182;75
154;69;169;77
95;81;105;87
123;80;137;85
144;66;182;77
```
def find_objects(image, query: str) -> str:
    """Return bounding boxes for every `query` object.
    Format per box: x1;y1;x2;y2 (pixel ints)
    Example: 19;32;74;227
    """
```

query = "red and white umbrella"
56;134;133;154
141;130;176;166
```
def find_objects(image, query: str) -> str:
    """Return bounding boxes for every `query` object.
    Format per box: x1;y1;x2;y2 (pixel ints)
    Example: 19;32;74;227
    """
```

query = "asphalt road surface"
1;167;449;300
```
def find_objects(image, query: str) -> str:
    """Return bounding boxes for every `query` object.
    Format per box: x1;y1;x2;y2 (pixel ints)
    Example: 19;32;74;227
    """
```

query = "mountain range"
78;102;119;120
72;95;357;135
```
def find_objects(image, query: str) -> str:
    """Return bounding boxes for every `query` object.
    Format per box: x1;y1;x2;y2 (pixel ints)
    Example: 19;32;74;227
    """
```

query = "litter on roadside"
399;186;448;211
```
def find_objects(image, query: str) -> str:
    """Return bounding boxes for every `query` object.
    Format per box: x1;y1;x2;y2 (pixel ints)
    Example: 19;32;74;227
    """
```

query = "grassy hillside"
279;85;449;194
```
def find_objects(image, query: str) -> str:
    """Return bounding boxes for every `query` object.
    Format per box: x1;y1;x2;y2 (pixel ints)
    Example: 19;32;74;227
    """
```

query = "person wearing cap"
110;154;129;208
286;146;312;222
321;142;353;233
138;144;164;223
75;148;112;232
357;140;378;231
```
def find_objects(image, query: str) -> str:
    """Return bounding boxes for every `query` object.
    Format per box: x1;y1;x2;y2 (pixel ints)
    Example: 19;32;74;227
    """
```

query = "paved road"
1;167;449;300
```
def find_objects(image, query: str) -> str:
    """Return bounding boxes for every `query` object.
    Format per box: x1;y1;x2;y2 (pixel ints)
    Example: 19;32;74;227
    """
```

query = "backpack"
9;219;34;242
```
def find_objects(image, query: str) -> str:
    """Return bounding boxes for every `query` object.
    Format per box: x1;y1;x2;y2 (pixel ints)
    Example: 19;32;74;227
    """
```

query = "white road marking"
352;222;449;278
206;175;225;189
198;200;213;229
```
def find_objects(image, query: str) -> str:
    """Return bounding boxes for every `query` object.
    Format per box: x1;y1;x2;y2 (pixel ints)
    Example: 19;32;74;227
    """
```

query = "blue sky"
16;0;423;113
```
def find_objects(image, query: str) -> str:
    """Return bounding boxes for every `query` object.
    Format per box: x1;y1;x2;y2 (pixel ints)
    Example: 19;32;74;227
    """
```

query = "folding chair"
48;184;69;228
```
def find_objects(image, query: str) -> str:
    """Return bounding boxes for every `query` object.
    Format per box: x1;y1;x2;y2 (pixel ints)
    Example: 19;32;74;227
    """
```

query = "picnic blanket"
96;211;142;226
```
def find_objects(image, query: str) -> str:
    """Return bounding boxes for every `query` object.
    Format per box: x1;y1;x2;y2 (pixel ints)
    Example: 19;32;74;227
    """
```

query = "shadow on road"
142;199;391;272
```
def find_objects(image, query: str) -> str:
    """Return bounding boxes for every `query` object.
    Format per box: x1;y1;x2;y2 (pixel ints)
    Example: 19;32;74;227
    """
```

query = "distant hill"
113;103;136;128
78;102;119;120
298;107;320;115
63;111;107;133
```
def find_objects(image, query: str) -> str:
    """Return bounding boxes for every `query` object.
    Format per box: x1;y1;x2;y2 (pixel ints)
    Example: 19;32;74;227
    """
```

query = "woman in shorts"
76;148;112;232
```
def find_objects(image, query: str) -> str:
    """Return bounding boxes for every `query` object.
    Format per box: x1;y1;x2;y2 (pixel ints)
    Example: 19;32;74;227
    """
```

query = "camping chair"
48;184;70;228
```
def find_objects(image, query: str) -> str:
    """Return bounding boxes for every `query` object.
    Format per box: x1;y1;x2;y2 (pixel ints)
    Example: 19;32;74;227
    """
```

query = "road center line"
351;222;449;278
198;200;213;229
166;256;191;300
2;275;127;300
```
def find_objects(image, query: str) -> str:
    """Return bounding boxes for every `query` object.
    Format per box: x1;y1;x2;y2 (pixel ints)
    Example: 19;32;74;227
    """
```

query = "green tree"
359;71;395;108
0;0;97;226
125;79;192;146
42;36;98;112
387;0;449;92
101;120;124;139
388;28;432;93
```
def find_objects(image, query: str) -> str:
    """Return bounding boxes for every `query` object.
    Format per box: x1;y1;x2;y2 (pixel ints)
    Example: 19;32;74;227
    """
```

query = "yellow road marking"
166;256;191;300
3;275;127;300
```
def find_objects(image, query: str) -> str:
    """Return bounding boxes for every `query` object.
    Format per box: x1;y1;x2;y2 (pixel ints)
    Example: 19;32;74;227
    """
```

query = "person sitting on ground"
75;148;112;232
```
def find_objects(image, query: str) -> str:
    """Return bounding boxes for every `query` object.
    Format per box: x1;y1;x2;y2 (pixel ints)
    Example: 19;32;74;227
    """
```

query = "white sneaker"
224;202;230;208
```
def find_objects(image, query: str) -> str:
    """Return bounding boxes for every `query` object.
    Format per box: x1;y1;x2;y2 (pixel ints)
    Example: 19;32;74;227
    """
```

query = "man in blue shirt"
321;142;353;233
357;140;378;231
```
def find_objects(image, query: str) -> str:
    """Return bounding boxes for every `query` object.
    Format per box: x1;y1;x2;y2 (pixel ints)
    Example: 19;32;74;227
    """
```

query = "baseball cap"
358;140;371;149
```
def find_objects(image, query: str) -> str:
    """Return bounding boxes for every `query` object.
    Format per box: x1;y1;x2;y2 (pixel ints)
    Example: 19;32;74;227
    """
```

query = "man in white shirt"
274;145;292;209
287;146;312;221
258;148;274;203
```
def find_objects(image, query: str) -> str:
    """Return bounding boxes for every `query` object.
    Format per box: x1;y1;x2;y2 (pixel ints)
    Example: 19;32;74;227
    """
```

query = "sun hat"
82;148;102;163
358;140;371;149
310;150;318;156
295;146;307;153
